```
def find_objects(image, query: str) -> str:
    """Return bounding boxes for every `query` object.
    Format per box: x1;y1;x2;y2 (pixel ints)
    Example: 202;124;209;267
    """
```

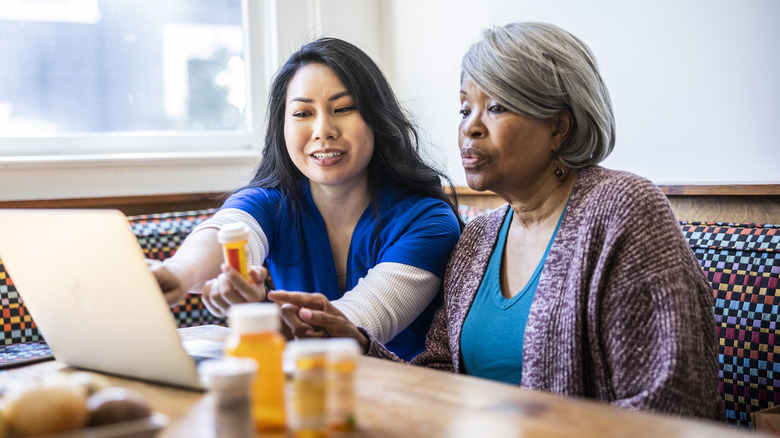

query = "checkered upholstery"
681;221;780;428
127;209;225;328
0;259;44;346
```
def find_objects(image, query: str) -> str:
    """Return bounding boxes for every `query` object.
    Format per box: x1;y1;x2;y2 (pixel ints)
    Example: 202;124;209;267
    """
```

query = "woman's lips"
460;149;484;169
310;151;345;166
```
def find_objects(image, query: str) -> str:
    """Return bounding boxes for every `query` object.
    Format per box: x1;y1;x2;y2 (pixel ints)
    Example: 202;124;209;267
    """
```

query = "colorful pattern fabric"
0;259;44;345
681;221;780;428
129;208;219;261
127;209;226;327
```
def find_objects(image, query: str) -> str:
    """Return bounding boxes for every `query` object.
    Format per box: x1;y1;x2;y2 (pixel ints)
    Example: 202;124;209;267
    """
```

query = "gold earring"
555;166;566;182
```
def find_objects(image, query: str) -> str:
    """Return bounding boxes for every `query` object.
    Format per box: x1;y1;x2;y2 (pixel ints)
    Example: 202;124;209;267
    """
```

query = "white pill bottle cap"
217;223;250;244
227;302;280;334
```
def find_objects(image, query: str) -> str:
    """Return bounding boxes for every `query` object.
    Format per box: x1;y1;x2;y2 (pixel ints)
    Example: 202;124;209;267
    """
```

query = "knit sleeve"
592;182;721;419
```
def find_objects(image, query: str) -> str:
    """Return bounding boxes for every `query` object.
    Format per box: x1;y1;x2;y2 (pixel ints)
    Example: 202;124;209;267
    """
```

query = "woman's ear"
552;108;573;147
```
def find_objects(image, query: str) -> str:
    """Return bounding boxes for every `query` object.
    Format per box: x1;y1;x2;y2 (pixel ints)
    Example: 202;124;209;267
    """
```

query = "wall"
3;0;778;202
380;0;780;186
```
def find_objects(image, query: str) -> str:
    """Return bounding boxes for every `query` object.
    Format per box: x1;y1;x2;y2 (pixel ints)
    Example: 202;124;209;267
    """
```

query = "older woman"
270;22;722;420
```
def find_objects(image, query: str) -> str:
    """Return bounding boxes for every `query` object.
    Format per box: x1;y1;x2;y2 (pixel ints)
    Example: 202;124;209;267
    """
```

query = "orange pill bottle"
217;223;251;280
224;303;286;432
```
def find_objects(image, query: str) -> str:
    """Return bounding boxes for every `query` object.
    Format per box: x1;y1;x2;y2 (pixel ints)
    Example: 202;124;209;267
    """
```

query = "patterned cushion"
681;221;780;428
129;208;219;261
0;259;44;345
127;209;225;327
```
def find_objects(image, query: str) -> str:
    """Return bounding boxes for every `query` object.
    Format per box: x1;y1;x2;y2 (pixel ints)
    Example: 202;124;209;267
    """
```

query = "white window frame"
0;0;278;201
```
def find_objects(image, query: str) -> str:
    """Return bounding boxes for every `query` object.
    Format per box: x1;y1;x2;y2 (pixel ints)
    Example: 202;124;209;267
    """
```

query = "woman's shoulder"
380;185;453;215
579;166;657;193
576;166;666;209
378;186;461;233
573;166;676;227
222;186;286;211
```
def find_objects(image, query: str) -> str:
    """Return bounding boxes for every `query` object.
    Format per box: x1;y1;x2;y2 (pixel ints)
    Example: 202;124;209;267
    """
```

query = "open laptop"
0;209;225;390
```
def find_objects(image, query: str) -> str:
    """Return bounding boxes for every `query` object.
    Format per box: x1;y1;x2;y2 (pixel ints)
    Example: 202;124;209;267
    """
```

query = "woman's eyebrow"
329;91;351;101
288;90;351;104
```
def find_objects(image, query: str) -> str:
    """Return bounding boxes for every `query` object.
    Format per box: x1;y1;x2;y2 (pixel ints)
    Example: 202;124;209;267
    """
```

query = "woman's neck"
504;169;579;231
310;178;373;227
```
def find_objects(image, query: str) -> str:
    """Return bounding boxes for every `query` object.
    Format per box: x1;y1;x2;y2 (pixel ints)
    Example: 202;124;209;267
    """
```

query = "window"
0;0;259;157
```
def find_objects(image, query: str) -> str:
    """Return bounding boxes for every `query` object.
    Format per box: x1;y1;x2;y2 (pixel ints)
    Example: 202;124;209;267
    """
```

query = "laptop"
0;209;225;390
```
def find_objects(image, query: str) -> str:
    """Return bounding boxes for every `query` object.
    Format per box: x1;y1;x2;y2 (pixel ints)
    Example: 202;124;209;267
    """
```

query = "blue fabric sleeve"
374;197;461;279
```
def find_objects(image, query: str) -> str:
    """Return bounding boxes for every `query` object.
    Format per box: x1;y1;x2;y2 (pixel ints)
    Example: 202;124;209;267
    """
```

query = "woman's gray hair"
461;22;615;168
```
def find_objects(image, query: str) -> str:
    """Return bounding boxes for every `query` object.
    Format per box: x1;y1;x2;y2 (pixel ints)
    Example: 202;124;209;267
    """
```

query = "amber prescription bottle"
217;223;251;280
286;339;330;438
199;357;257;438
326;338;361;432
224;303;286;432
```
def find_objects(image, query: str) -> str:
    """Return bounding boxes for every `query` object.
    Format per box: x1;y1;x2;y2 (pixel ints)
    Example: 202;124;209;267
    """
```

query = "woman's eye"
292;111;310;118
459;109;471;118
489;104;506;113
334;106;356;114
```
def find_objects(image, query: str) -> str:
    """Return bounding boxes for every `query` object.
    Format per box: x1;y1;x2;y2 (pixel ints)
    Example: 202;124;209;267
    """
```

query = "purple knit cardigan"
367;166;723;420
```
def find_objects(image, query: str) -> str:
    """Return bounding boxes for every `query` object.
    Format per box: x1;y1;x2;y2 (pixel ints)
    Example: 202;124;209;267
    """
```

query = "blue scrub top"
221;181;461;360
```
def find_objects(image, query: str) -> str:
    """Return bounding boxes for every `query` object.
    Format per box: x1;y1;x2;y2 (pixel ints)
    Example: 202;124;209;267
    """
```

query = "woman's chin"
465;179;491;193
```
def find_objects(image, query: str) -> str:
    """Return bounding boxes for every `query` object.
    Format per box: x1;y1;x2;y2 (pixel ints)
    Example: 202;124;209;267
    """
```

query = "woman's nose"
461;114;485;138
313;114;338;140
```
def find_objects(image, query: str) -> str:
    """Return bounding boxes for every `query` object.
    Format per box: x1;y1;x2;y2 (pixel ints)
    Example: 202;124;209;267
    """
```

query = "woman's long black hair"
245;37;463;230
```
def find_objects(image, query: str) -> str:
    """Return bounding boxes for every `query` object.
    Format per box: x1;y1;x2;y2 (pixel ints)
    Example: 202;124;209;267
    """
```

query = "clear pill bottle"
199;357;257;438
225;303;286;432
217;223;251;280
286;339;330;438
326;338;361;432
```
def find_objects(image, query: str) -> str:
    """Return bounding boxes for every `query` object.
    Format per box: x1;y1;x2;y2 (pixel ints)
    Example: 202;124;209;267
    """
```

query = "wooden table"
0;326;762;437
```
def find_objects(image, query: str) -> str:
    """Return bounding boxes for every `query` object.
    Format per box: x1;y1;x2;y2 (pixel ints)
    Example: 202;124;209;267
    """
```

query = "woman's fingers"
148;260;187;306
270;291;358;339
268;291;329;310
279;303;325;338
221;264;266;302
202;280;229;317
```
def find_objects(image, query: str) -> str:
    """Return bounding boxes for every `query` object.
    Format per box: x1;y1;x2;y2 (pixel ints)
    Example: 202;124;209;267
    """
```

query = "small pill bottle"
225;303;286;432
217;223;251;281
199;357;257;438
286;339;330;438
326;338;361;432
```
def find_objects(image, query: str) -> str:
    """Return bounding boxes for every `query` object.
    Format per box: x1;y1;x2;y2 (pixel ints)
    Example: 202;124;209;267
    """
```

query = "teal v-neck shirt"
460;205;566;384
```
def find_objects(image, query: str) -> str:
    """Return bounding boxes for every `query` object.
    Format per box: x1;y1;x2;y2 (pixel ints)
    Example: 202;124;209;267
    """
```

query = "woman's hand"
147;259;191;306
201;263;270;317
268;291;369;352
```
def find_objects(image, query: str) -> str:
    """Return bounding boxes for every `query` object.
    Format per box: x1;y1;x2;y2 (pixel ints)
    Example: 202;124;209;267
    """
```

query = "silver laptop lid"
0;209;203;390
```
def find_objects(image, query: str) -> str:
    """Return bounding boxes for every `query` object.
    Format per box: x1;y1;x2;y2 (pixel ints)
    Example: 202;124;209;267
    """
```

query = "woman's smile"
310;150;346;166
